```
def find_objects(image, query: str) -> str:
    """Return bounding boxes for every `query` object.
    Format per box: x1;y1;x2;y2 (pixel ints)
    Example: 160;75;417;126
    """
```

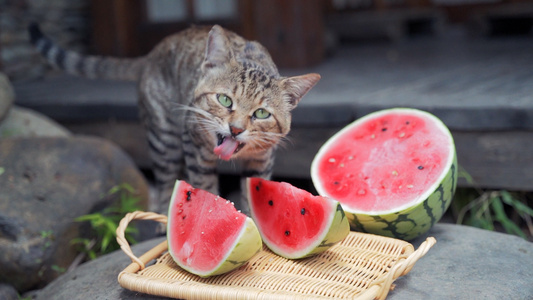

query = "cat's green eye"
217;94;232;108
253;108;271;119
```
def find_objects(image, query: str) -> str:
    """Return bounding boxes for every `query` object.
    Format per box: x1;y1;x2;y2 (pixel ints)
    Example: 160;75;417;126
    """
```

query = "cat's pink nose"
230;126;244;137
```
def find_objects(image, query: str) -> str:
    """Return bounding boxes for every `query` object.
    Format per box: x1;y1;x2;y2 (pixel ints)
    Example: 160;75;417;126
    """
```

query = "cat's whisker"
229;159;238;171
246;132;286;151
246;139;267;151
193;119;221;136
178;104;214;119
167;102;186;112
167;103;222;134
185;111;221;132
259;132;286;144
274;136;291;150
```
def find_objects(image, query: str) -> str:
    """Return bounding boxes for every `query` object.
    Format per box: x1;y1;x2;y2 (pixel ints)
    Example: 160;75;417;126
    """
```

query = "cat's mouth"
214;134;245;160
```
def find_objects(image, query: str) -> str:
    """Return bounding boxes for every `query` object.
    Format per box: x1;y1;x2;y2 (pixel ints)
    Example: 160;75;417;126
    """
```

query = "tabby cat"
29;24;320;214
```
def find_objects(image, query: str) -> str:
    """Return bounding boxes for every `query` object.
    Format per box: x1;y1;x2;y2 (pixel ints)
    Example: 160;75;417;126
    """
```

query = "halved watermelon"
311;108;457;240
167;180;262;277
247;177;350;259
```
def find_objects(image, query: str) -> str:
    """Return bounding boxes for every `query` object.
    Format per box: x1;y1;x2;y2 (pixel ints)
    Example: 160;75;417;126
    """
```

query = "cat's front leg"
239;149;275;215
182;130;219;195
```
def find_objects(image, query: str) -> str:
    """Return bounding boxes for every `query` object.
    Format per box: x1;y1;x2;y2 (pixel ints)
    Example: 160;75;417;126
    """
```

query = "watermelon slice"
311;108;457;240
167;180;262;277
247;177;350;259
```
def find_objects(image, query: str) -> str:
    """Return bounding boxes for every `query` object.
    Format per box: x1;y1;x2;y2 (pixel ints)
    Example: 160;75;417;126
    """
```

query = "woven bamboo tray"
116;211;436;300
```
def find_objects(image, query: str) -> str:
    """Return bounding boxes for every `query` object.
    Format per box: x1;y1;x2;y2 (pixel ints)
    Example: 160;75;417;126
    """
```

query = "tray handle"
116;211;168;270
372;237;437;300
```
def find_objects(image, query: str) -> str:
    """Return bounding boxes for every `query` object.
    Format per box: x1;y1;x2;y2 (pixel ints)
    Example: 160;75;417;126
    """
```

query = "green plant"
71;183;142;260
51;264;66;274
452;167;533;240
454;190;533;238
40;230;54;250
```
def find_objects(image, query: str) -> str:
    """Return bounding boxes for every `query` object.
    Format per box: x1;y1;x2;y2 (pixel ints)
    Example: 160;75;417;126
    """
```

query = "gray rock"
35;237;167;300
33;223;533;300
0;283;19;300
0;136;150;292
389;223;533;300
0;72;14;122
0;106;70;138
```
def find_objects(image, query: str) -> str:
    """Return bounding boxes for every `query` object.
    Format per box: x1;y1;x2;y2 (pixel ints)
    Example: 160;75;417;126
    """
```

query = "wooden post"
251;0;324;68
90;0;142;57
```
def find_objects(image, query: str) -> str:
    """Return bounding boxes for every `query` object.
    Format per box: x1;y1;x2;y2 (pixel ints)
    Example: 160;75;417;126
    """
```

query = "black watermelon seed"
182;216;186;220
186;190;192;201
255;185;260;191
301;208;306;215
382;127;387;131
418;165;424;170
285;230;290;236
406;121;410;125
268;200;273;206
334;181;339;185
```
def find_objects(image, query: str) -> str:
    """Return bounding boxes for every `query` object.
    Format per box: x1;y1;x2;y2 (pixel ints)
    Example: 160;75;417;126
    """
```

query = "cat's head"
192;25;320;161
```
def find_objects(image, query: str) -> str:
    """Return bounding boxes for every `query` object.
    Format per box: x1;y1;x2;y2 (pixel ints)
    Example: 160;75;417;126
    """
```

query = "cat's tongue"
214;137;239;161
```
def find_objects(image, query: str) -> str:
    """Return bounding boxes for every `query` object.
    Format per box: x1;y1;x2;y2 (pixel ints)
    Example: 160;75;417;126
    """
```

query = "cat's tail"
29;23;146;81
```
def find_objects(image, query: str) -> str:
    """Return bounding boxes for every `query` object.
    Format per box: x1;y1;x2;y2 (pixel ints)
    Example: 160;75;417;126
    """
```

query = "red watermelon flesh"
313;110;452;213
247;177;349;259
250;179;325;249
167;180;248;274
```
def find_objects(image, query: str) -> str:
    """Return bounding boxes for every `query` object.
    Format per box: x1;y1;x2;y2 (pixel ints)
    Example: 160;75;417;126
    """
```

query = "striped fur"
30;23;320;214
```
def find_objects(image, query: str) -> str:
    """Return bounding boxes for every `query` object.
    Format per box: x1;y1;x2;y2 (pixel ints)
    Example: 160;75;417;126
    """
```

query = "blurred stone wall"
0;0;90;81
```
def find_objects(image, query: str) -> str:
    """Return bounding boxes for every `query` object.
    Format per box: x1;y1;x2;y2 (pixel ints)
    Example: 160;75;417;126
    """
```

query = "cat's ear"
203;25;232;70
281;73;321;109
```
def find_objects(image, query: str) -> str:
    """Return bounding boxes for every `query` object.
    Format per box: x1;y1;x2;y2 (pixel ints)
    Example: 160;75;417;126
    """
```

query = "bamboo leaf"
500;191;533;217
70;238;90;246
107;185;122;196
74;213;101;222
101;233;112;252
104;219;118;233
467;216;494;230
119;183;136;194
71;183;143;260
458;166;475;185
491;198;527;239
125;227;138;235
88;251;97;260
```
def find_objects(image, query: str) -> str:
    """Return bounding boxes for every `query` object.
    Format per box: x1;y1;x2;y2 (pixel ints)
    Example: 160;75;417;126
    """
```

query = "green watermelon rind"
167;180;262;278
199;217;263;276
301;202;350;258
247;178;350;260
311;108;457;241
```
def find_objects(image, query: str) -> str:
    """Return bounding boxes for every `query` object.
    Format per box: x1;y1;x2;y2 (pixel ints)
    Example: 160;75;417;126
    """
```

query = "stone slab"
33;223;533;300
390;224;533;299
286;36;533;131
14;74;138;122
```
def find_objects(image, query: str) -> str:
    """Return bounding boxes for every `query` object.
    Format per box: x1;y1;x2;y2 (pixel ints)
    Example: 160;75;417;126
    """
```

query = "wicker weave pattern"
117;211;435;300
